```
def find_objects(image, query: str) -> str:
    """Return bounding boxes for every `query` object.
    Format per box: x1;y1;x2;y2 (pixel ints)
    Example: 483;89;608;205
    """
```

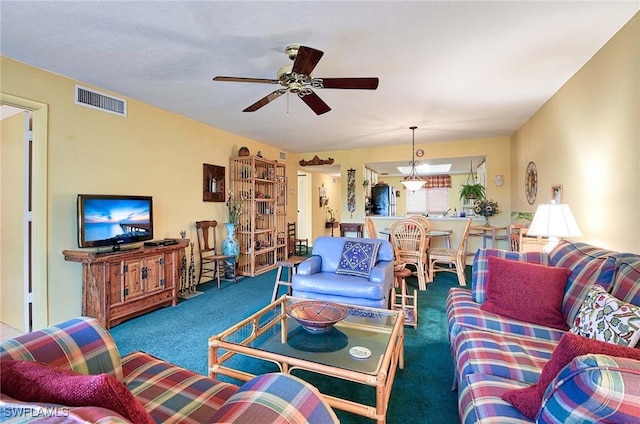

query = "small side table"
325;221;339;237
271;256;306;302
392;267;418;328
340;222;364;238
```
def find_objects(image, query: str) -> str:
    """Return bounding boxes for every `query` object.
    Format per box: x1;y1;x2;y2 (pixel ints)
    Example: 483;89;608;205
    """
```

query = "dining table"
380;228;452;248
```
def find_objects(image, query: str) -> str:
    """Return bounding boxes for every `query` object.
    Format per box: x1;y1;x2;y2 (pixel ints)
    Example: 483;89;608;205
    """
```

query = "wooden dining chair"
390;219;430;290
195;220;237;289
287;222;308;256
428;218;472;286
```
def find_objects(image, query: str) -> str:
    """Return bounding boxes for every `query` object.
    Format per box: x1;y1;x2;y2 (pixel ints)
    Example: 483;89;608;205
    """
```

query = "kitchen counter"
368;215;482;220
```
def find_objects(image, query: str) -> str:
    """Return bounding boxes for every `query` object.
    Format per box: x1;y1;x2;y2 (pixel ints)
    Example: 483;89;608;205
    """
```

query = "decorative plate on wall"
525;161;537;205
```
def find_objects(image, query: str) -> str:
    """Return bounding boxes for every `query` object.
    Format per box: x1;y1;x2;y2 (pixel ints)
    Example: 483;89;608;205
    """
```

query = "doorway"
297;173;311;242
1;94;49;331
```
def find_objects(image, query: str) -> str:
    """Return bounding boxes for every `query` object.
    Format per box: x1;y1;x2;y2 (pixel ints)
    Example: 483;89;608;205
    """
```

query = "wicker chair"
428;218;472;286
365;216;378;239
390;219;430;290
508;224;529;252
407;215;431;232
407;215;432;250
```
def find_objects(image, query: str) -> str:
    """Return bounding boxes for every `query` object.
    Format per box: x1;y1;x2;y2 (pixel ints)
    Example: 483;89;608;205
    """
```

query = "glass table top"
217;297;400;375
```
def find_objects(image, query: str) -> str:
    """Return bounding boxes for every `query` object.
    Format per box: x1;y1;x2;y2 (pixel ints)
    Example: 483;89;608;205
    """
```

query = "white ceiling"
1;1;638;155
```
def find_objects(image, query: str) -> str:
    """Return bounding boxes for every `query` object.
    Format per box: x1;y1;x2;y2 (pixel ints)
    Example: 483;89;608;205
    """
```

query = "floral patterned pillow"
570;284;640;347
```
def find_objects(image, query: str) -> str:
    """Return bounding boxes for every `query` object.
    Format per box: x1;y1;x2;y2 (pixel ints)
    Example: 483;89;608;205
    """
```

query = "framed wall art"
203;163;225;202
551;184;563;203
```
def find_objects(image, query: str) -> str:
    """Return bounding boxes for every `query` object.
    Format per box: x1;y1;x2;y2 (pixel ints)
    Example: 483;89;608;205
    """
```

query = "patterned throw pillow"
502;332;640;419
335;239;381;278
570;284;640;347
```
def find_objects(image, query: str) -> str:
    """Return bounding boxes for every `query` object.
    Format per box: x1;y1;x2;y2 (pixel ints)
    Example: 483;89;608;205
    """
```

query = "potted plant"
326;207;336;222
511;211;534;223
459;183;486;201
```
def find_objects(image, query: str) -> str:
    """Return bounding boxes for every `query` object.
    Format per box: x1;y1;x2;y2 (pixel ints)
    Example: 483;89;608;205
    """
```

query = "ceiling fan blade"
298;90;331;115
292;46;324;76
315;77;379;90
242;89;286;112
213;76;279;84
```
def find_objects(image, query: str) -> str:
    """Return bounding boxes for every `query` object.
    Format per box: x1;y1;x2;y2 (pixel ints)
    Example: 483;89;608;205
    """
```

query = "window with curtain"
406;188;449;215
406;175;451;215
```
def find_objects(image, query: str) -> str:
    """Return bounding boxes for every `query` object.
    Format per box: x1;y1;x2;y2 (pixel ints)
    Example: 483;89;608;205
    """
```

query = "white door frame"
1;93;49;331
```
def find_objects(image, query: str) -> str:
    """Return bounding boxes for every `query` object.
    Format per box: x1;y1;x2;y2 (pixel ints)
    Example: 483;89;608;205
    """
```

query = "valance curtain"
425;175;452;189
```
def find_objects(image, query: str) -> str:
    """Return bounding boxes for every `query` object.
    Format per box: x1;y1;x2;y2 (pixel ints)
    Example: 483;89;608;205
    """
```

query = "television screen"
77;194;153;248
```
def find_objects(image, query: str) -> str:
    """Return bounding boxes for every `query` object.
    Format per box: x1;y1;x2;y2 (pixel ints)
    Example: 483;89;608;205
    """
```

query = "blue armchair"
291;236;395;308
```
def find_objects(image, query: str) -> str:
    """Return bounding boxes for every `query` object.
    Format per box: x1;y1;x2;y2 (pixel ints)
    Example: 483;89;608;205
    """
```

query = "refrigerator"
371;185;396;216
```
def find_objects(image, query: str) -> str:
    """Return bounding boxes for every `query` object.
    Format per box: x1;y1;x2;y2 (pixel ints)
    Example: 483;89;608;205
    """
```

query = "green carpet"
110;267;465;423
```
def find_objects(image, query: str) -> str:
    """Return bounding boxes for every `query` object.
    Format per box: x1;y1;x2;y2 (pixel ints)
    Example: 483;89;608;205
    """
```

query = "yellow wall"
1;57;298;327
511;13;639;253
310;172;342;241
0;112;26;330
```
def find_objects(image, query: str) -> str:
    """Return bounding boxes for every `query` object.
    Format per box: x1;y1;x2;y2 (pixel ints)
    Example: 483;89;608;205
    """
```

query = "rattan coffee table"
208;296;404;423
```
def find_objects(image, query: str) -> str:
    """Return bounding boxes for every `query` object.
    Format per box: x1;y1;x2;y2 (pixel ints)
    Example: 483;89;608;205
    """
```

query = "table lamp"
526;201;583;253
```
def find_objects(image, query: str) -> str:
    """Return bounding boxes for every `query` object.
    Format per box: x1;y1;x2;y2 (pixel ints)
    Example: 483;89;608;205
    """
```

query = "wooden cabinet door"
143;253;165;293
109;261;124;305
123;259;144;300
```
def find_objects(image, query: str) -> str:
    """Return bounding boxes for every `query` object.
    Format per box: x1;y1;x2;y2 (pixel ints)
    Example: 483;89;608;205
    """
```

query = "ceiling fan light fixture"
285;45;300;60
401;126;425;191
213;45;378;115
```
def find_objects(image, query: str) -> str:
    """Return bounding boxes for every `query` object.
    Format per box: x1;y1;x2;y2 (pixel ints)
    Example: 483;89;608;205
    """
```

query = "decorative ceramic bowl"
286;300;348;333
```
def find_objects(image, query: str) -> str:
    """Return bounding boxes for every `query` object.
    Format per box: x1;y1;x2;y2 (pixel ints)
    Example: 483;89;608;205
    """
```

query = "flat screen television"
77;194;153;249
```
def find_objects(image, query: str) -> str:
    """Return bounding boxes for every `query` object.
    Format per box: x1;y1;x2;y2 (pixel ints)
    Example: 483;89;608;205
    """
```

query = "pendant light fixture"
401;126;425;191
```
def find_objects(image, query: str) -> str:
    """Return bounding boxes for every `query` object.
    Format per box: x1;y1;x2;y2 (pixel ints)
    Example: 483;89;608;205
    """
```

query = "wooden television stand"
63;240;188;329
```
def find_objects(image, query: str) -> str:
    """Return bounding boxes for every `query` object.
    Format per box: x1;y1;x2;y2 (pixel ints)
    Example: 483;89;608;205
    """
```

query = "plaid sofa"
0;317;338;423
446;240;640;423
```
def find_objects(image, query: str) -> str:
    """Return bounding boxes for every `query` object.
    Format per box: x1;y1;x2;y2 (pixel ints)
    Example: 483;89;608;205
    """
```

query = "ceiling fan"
213;45;379;115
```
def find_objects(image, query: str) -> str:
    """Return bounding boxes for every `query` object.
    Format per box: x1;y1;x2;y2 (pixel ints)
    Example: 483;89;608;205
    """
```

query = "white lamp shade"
401;178;425;191
527;203;583;238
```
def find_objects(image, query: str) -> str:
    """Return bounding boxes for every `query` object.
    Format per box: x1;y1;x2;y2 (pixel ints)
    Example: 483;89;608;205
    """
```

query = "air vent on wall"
279;152;287;160
75;84;127;117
